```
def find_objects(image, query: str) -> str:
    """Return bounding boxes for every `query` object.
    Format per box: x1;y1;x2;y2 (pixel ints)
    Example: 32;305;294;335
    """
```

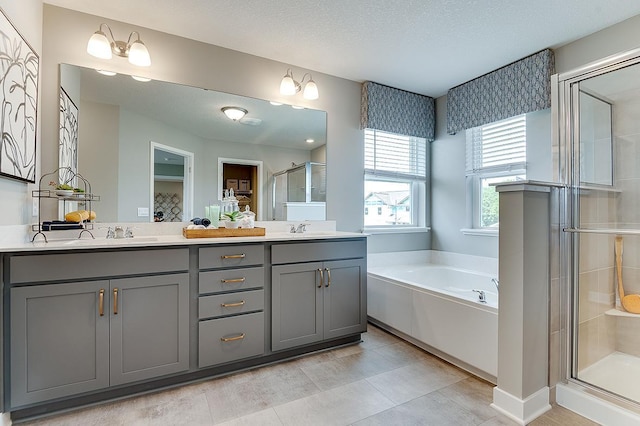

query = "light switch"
138;207;150;217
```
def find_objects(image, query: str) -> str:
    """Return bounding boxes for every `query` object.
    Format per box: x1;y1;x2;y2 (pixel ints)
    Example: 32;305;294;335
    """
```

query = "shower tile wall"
577;199;616;371
611;93;640;359
577;91;640;372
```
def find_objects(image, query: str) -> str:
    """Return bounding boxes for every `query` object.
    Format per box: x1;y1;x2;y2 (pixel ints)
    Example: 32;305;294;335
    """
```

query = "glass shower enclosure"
559;48;640;407
272;162;326;221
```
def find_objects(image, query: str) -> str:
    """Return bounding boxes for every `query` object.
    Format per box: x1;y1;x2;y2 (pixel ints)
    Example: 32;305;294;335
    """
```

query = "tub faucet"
473;289;487;303
492;278;499;292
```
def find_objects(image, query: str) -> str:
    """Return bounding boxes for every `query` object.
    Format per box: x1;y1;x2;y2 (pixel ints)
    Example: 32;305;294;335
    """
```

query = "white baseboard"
1;412;11;426
491;386;551;425
556;383;640;426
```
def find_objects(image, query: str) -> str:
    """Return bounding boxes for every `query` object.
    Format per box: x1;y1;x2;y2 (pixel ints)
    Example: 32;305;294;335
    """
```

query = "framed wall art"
0;7;39;183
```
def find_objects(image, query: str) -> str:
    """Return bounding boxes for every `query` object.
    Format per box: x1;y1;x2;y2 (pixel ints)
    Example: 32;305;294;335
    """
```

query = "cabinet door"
10;281;110;407
272;262;323;351
323;259;367;340
110;273;189;386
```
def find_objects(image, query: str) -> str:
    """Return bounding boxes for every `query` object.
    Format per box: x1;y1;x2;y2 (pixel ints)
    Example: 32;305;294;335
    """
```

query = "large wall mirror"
59;64;327;223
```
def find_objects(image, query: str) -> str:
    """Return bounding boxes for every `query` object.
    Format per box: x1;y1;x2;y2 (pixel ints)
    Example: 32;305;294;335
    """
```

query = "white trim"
217;157;264;221
149;142;194;222
556;383;640;426
1;412;11;426
460;228;498;237
491;386;551;425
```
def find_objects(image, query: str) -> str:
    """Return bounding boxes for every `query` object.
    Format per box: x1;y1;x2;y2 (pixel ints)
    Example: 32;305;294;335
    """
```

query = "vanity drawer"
199;244;264;270
199;267;264;294
198;312;264;368
271;239;366;265
199;289;264;319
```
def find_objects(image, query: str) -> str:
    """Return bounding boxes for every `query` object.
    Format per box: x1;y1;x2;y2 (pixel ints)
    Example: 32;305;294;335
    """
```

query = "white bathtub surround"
367;250;498;383
492;182;554;424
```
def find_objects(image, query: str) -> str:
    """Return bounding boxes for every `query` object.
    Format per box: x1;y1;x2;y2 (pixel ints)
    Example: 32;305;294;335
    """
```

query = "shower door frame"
557;46;640;409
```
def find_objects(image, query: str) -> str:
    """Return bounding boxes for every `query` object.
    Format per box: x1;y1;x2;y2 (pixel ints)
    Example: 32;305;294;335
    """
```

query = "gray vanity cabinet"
109;273;190;386
7;249;190;408
10;281;110;407
271;239;367;351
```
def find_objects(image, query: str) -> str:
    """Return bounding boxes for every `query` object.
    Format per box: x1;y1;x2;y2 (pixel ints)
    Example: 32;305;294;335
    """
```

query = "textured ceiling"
44;0;640;97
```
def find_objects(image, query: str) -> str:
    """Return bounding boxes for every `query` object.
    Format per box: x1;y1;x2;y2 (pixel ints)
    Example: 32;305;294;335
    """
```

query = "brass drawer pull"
220;333;245;342
317;268;324;288
113;288;118;315
221;277;246;284
221;300;246;308
221;254;246;259
325;268;331;287
99;289;105;316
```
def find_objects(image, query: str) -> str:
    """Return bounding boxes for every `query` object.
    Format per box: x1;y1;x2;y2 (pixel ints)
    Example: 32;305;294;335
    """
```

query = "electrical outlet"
138;207;150;217
32;199;38;216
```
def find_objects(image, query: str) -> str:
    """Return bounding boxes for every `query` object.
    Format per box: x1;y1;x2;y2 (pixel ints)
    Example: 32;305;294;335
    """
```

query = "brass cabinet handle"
220;333;245;342
317;268;324;288
221;277;246;284
113;288;118;315
221;300;246;308
325;268;331;287
221;254;246;259
99;289;105;316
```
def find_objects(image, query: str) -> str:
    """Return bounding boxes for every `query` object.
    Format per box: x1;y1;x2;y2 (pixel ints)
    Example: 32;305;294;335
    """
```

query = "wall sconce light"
221;106;248;121
87;23;151;67
280;68;319;100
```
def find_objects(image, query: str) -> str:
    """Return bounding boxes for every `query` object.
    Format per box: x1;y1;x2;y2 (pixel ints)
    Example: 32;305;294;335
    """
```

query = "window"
364;129;427;228
466;115;526;229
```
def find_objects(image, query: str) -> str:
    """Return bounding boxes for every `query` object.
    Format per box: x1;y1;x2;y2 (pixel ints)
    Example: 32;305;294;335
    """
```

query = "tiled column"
491;181;552;425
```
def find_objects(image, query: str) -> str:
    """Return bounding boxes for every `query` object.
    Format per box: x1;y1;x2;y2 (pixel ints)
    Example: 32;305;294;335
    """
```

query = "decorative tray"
182;227;266;238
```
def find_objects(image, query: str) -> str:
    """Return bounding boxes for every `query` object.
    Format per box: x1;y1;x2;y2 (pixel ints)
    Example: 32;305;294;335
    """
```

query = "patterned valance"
446;49;555;135
361;81;435;141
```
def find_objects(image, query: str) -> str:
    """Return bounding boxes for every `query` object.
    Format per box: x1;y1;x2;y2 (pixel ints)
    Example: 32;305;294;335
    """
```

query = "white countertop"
0;221;366;252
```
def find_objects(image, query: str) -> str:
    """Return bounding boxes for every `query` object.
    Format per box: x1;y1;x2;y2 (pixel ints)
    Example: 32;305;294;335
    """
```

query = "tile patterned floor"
22;324;597;425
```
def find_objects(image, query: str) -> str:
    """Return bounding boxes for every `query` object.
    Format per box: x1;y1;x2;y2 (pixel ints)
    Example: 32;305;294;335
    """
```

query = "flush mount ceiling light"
221;106;248;121
87;23;151;67
279;68;319;100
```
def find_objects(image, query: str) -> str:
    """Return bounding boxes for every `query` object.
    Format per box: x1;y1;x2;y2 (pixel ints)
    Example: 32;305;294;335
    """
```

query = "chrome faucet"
289;223;309;233
473;289;487;303
492;278;499;292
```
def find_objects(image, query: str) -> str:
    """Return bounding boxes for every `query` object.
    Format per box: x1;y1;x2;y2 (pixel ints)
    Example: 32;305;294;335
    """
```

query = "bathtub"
367;251;498;383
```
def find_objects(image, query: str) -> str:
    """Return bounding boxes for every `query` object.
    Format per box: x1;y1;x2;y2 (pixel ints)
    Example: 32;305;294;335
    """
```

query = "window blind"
466;115;526;175
365;129;427;179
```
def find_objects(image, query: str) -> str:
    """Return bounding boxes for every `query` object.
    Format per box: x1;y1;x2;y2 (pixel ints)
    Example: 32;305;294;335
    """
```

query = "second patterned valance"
446;49;555;135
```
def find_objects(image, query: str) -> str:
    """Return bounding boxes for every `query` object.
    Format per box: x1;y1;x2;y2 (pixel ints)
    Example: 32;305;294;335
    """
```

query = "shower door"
563;50;640;405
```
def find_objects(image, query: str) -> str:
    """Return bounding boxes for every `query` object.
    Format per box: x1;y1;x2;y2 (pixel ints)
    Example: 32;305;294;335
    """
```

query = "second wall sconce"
87;23;151;67
280;68;319;100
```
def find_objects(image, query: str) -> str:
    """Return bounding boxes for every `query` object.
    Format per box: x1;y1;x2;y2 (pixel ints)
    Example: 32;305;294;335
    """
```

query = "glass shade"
87;31;112;59
280;75;297;95
222;107;248;121
303;80;319;100
128;40;151;67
